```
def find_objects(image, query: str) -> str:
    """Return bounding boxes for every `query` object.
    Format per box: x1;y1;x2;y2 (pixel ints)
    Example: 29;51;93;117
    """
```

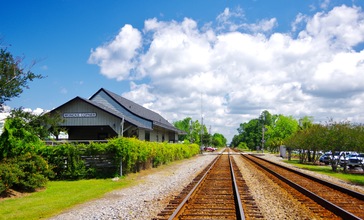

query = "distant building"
49;88;183;142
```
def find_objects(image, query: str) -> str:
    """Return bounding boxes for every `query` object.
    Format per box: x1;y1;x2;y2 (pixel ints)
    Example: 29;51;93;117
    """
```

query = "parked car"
319;153;332;165
348;153;364;169
339;152;357;167
204;146;217;152
333;151;341;160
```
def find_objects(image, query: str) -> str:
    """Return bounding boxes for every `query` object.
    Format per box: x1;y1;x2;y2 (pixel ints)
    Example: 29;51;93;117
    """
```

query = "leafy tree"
231;133;242;148
0;115;42;159
7;108;64;140
0;48;43;110
324;120;358;171
286;124;326;163
236;119;262;150
299;116;314;130
173;117;192;142
265;115;299;153
173;117;210;146
212;133;227;147
259;110;273;126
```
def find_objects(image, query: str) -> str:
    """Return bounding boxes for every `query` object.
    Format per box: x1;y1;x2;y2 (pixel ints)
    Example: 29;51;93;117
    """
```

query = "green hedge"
40;138;200;180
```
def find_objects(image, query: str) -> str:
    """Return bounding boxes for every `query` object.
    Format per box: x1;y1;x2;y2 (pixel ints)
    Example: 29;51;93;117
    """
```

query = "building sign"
63;112;97;118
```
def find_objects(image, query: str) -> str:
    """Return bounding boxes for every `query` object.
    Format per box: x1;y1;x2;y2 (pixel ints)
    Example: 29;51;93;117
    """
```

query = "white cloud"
23;107;45;115
89;5;364;142
320;0;331;9
88;24;142;80
302;5;364;48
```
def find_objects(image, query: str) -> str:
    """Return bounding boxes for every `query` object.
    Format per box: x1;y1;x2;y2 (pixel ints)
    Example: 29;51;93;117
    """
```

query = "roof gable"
90;88;176;131
50;96;151;130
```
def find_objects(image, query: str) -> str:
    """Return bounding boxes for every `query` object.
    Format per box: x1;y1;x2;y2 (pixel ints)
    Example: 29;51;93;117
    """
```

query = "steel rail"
244;154;362;220
167;149;245;219
251;155;364;200
228;150;245;220
167;151;222;220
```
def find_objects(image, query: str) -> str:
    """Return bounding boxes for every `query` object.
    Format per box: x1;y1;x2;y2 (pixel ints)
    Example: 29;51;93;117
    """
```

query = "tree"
236;119;262;150
212;133;227;147
10;108;64;140
0;48;43;110
265;115;299;153
299;116;314;130
259;110;273;126
173;117;209;146
324;120;356;172
173;117;192;142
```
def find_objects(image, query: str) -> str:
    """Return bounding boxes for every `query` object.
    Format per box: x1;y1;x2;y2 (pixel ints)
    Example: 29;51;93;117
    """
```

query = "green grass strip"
0;178;132;220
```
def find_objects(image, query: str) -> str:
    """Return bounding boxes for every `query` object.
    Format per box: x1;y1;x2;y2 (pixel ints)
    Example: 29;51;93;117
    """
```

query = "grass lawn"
284;159;364;186
0;178;134;220
0;158;188;220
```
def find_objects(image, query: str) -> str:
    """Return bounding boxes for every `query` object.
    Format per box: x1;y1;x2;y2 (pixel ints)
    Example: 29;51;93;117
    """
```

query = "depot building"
49;88;183;142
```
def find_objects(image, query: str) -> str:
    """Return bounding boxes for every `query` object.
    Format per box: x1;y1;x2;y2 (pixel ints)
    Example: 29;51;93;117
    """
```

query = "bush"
0;153;53;193
12;153;53;191
0;117;45;160
40;143;89;180
237;142;249;151
0;161;22;194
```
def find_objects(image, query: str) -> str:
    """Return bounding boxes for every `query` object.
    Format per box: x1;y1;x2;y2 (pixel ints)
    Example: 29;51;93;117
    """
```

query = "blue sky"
1;0;364;142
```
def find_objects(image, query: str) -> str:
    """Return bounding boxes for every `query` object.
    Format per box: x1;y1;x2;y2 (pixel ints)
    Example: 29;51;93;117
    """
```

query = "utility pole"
209;125;211;147
261;125;265;153
201;116;203;147
189;119;192;143
200;93;203;153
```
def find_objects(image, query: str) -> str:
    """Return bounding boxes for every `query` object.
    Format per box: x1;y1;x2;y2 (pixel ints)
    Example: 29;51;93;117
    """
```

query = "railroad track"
154;149;263;219
243;154;364;219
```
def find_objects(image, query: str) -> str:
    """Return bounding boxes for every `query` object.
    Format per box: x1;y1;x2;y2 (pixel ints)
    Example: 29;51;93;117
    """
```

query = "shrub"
0;117;44;160
0;161;22;194
0;153;53;193
12;153;53;191
40;143;89;180
237;142;249;151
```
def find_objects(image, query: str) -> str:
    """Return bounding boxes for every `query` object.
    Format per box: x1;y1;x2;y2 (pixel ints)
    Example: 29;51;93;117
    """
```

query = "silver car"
348;153;364;169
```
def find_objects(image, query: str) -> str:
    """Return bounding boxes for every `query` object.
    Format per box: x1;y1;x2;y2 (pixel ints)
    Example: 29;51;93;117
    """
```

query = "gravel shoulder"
49;153;217;220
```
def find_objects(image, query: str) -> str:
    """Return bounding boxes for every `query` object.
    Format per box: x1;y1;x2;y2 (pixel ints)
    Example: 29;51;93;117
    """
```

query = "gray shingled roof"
98;88;181;133
79;97;152;130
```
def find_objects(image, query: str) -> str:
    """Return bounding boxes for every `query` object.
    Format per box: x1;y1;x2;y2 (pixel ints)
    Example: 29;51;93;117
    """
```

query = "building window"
145;131;150;141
